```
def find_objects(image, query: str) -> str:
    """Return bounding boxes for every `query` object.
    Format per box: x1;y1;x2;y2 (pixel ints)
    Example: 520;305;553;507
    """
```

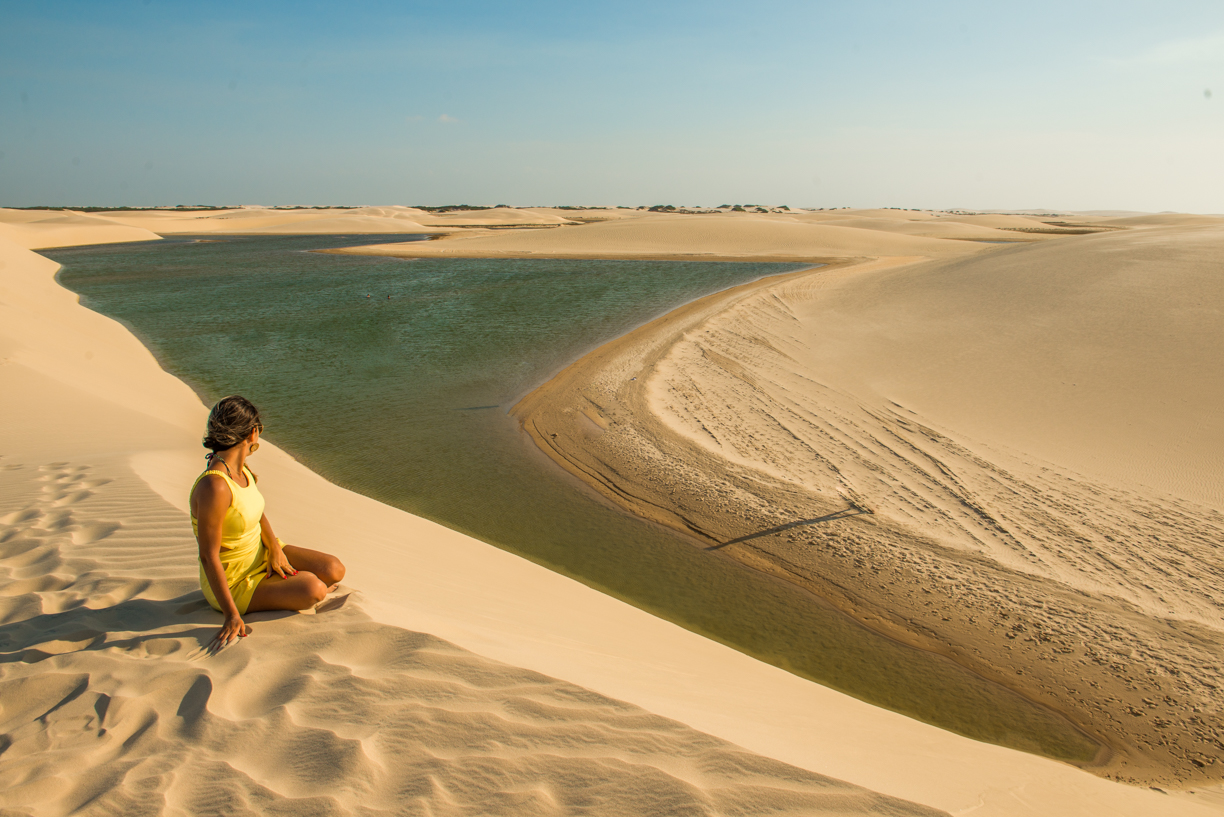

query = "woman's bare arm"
192;475;248;646
259;513;296;578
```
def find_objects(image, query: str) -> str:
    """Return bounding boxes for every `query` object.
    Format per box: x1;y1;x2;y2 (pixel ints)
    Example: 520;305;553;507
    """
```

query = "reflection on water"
49;234;1099;762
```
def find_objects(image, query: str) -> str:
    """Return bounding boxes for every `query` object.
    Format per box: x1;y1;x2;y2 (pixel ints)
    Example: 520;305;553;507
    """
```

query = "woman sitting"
190;395;345;647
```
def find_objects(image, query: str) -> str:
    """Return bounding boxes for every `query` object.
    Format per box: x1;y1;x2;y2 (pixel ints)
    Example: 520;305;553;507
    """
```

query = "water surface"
49;234;1099;762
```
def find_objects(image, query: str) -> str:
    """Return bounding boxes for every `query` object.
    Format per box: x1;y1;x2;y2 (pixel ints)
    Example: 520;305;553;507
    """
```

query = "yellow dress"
191;464;268;614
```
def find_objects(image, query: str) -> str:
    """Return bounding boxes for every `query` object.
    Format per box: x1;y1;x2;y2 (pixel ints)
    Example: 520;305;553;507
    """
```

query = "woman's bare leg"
244;546;345;613
282;545;346;588
246;571;328;612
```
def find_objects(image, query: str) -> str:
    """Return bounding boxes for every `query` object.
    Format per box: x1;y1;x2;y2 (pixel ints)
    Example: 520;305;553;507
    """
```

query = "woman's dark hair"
203;395;263;453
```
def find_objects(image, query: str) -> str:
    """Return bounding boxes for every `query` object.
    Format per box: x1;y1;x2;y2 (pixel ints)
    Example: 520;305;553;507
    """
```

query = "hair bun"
203;395;263;453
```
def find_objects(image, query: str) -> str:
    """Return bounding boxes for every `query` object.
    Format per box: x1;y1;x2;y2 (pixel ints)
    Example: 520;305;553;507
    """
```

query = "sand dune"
2;214;1219;815
0;209;162;249
90;206;572;236
789;209;943;222
927;213;1070;230
810;216;1034;241
514;224;1224;789
220;215;442;235
331;212;990;262
95;207;445;236
1096;213;1224;228
414;207;576;226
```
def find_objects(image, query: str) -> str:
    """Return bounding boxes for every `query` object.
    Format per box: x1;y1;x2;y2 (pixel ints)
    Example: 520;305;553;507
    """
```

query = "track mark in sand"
0;461;132;624
0;508;43;526
72;522;122;545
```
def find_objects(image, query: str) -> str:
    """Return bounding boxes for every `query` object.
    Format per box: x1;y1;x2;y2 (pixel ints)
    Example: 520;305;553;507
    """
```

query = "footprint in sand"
38;509;76;531
51;490;93;507
0;507;43;526
72;522;121;544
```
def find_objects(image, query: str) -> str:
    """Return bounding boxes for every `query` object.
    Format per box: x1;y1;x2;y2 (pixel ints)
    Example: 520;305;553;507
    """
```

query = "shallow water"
49;235;1099;762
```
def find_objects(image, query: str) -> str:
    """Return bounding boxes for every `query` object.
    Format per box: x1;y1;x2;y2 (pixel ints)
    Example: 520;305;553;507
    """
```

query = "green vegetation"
411;204;497;212
8;205;233;212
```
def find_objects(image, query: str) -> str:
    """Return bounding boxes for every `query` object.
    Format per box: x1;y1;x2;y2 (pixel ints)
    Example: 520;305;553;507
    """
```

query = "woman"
191;395;345;647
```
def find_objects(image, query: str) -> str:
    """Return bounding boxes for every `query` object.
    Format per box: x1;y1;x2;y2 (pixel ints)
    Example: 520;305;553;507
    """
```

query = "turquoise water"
49;235;1098;761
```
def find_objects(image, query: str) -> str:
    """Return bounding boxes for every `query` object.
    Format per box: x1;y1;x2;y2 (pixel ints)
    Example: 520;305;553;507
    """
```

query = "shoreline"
508;225;1224;788
319;246;883;264
2;212;1219;814
509;254;1108;763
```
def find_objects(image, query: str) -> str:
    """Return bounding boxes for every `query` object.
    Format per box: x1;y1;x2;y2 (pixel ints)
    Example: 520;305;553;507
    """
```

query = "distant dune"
331;212;997;262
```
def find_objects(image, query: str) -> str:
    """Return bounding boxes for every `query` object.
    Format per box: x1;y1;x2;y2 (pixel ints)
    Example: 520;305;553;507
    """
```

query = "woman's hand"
212;612;250;651
266;541;298;579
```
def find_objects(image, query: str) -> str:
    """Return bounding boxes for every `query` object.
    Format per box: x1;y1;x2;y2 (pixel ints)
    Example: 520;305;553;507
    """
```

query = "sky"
2;1;1222;211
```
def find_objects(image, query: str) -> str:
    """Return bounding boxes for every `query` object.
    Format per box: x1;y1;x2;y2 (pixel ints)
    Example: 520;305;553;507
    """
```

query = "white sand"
1;214;1218;815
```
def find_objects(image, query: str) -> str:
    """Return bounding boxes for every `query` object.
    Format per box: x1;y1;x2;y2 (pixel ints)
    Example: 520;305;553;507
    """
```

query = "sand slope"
0;459;929;817
0;210;162;249
514;225;1224;788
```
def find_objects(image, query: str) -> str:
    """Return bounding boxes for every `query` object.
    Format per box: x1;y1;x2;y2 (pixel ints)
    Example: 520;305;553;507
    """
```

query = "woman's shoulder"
190;469;234;517
192;469;233;497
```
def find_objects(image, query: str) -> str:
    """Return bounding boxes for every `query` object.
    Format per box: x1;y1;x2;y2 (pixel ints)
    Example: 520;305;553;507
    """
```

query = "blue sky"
2;1;1221;210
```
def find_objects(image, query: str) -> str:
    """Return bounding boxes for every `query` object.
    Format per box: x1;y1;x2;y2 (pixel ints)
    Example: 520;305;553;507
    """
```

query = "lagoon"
49;234;1097;762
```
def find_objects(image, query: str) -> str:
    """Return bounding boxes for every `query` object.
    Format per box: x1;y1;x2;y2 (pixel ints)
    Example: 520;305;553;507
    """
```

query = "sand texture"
0;462;935;817
2;212;1221;816
514;218;1224;790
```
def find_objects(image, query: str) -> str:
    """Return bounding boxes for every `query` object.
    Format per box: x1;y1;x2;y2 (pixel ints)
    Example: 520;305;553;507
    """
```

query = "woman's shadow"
0;589;351;664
